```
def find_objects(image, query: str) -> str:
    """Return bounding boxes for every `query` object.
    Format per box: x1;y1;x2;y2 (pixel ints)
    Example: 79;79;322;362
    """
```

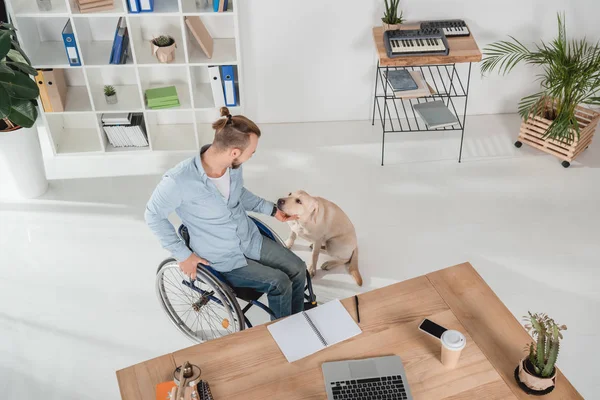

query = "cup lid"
441;330;466;350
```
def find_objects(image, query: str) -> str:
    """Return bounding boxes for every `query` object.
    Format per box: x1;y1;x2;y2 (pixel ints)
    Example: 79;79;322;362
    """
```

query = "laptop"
322;356;413;400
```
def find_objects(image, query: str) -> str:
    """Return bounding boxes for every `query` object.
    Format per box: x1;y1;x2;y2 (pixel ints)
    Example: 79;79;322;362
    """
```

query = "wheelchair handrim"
156;260;244;343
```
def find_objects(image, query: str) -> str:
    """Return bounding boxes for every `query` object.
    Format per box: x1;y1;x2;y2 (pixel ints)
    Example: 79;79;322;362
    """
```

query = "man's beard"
231;158;242;169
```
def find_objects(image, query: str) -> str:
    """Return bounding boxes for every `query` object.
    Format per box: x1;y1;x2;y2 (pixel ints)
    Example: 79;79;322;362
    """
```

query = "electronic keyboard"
420;19;470;37
383;28;449;58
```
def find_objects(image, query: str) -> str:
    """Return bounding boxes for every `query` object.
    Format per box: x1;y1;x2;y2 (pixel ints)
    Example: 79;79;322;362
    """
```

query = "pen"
354;295;360;323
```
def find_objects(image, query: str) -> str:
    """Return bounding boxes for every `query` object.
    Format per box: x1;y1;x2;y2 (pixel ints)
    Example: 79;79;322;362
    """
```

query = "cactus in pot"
516;312;567;395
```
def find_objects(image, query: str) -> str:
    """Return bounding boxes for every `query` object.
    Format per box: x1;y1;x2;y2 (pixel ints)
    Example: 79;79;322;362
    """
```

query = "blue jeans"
222;237;306;320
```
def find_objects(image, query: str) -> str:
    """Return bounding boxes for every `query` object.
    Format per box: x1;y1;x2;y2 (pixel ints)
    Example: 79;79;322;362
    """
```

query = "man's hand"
275;209;299;222
179;253;210;280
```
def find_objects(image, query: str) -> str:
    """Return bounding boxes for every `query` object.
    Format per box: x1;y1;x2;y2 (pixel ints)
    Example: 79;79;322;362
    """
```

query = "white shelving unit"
6;0;242;156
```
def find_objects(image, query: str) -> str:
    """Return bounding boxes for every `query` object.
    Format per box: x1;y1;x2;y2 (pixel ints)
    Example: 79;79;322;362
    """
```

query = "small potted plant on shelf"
104;85;118;105
381;0;404;31
150;35;177;63
481;13;600;168
0;23;47;198
516;312;567;395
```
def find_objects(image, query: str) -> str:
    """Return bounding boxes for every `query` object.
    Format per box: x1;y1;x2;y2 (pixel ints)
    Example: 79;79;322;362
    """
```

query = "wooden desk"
116;263;581;399
372;25;482;67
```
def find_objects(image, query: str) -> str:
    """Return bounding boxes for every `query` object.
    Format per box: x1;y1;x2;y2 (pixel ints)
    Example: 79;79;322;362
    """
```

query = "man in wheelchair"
145;107;304;320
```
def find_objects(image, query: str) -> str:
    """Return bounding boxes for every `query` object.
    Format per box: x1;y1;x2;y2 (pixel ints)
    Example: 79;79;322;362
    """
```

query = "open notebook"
267;299;362;362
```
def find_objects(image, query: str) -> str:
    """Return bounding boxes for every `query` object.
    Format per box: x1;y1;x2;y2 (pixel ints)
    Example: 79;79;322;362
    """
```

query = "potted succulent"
482;13;600;168
150;35;177;63
382;0;404;31
104;84;117;104
515;312;567;395
0;23;48;198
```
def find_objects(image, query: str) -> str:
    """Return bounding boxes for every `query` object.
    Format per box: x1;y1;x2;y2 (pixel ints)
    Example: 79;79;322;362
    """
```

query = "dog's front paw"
284;239;295;249
307;264;316;277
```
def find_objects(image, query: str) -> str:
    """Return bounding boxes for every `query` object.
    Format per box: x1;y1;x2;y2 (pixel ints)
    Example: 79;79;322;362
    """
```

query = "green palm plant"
481;13;600;144
382;0;404;25
0;22;39;131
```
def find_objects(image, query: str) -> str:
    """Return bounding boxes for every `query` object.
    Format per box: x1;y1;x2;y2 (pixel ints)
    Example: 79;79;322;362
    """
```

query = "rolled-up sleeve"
144;175;192;262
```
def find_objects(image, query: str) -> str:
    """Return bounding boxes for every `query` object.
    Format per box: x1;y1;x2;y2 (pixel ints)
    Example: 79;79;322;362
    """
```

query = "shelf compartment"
59;68;93;112
36;68;92;112
146;110;197;151
96;113;150;152
86;67;143;111
138;65;192;110
45;112;103;154
15;17;72;67
181;0;233;14
189;65;239;109
10;0;69;16
72;16;133;66
128;15;185;65
68;0;124;15
188;65;212;108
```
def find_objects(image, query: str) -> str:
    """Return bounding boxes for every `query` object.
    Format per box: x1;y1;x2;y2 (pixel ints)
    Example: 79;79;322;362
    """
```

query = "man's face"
231;133;258;169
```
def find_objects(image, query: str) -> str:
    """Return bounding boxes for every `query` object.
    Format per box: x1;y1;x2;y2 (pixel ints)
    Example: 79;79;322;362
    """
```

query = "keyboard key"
357;377;381;384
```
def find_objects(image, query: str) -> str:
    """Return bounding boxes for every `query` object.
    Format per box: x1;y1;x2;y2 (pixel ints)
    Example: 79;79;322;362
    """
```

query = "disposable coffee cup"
440;330;466;368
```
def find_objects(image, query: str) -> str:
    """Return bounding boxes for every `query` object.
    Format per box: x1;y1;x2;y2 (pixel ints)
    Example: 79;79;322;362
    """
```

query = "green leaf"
0;31;11;59
0;22;17;32
8;43;31;66
0;84;11;118
5;61;37;76
7;98;38;128
0;71;39;99
7;48;28;65
0;62;16;76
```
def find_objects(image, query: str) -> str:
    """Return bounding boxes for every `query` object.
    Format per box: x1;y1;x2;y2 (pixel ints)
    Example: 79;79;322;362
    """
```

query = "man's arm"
240;186;275;215
144;175;192;262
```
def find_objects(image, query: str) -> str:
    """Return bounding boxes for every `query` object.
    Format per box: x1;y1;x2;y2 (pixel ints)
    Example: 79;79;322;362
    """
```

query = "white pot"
0;125;48;198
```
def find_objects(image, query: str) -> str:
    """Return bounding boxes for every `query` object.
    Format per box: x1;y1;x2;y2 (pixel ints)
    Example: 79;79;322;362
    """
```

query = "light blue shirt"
145;149;275;272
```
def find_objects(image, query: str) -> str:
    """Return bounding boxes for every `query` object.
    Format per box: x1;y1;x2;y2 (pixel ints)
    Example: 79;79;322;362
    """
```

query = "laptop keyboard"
331;376;408;400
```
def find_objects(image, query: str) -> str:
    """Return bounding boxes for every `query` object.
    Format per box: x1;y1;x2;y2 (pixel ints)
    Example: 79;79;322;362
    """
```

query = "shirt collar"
194;145;212;184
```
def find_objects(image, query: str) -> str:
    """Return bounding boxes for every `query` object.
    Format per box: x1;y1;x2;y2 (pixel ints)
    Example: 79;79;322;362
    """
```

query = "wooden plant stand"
515;103;600;168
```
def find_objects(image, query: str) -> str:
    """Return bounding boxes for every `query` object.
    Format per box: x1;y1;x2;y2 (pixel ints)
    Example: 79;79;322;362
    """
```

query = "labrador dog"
277;191;362;286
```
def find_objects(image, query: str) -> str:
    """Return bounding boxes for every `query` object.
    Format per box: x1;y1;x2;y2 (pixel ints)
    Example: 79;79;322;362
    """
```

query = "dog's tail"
349;247;363;286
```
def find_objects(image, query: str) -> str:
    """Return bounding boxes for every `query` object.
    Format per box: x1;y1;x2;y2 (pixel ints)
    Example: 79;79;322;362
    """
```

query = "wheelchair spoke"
157;261;244;343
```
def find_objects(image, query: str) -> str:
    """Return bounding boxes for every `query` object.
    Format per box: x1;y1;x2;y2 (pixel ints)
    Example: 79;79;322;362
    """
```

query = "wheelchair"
156;216;317;343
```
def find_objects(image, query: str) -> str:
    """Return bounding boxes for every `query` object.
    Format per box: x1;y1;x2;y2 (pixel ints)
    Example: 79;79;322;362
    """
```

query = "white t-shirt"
208;168;231;200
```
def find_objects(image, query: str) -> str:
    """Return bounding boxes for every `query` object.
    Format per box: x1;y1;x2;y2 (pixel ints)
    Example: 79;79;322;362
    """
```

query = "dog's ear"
308;197;319;223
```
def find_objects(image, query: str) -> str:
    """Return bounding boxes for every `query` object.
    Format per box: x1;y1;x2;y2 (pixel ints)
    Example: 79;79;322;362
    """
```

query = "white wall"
238;0;600;123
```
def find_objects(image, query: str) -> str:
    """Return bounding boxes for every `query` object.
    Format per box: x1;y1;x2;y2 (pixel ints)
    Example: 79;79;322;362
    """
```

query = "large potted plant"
481;14;600;168
516;312;567;395
381;0;404;31
0;22;47;198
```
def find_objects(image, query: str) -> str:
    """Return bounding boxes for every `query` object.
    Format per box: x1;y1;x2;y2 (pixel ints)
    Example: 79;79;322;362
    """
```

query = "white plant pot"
0;125;48;198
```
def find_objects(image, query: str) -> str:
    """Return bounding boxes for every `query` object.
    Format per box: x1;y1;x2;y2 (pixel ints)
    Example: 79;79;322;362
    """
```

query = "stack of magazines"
101;113;148;148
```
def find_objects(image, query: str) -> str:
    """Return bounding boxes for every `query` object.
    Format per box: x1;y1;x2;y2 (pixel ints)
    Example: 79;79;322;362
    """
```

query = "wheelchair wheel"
156;259;244;343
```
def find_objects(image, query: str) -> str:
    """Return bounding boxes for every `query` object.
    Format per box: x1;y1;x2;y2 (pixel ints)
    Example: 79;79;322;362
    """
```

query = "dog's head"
277;190;318;220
